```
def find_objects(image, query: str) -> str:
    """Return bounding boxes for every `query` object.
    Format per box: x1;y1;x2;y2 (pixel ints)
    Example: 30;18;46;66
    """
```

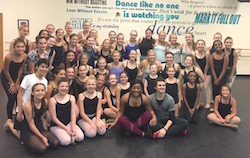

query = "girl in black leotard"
104;74;119;119
96;74;108;109
223;37;238;87
115;72;131;110
52;29;66;68
161;52;181;79
137;29;155;60
71;65;88;99
207;85;241;129
2;38;27;126
182;71;201;123
20;83;59;154
144;63;158;97
66;67;75;96
123;50;140;82
107;79;156;139
165;67;182;117
64;22;73;45
178;54;205;84
49;78;84;146
209;40;229;101
97;39;113;64
192;39;212;109
45;66;66;101
109;30;117;50
9;25;33;54
46;36;56;77
93;57;109;77
115;33;126;61
77;76;106;138
123;50;139;82
76;52;94;76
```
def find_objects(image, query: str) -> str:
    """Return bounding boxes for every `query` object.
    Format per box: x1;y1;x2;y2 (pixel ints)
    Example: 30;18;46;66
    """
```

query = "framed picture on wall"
17;19;29;29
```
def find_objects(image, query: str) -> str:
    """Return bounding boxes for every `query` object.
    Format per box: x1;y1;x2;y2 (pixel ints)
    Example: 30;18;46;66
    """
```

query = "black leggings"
1;75;17;119
149;118;188;137
20;130;59;154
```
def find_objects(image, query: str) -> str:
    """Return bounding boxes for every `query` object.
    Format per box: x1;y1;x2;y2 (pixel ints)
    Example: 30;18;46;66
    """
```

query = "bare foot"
205;103;210;109
4;119;13;130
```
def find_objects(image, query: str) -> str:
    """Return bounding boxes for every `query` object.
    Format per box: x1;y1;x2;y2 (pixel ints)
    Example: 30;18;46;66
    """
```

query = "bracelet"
163;127;168;131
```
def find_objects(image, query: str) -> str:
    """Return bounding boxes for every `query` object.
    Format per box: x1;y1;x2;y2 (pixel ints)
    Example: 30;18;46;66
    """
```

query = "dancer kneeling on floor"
149;77;188;139
49;78;84;146
207;85;241;129
107;79;157;138
77;75;106;138
20;83;59;154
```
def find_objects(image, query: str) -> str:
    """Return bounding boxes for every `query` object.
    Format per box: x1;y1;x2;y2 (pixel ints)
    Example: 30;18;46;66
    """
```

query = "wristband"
163;127;167;131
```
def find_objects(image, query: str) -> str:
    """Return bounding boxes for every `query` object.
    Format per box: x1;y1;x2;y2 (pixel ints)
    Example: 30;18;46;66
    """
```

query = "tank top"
124;93;146;121
181;44;193;67
24;39;30;54
195;52;206;73
124;41;138;59
63;36;69;45
185;83;197;109
84;47;95;67
115;45;125;61
142;68;150;82
145;75;157;95
52;45;64;67
67;44;79;65
74;77;86;94
161;63;179;79
154;44;166;63
83;92;98;119
124;60;138;82
108;86;116;107
109;63;122;83
120;85;130;97
1;55;24;82
166;79;178;104
183;67;200;83
51;95;71;126
139;38;154;57
100;49;112;63
49;84;58;98
21;100;46;132
168;44;181;64
212;54;225;78
218;96;232;118
223;48;235;73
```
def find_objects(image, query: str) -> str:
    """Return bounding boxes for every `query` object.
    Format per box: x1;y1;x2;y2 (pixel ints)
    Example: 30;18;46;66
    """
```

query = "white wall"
0;0;249;73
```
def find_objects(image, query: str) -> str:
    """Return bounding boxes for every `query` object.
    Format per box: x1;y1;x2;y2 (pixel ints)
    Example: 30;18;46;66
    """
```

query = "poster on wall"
17;19;29;29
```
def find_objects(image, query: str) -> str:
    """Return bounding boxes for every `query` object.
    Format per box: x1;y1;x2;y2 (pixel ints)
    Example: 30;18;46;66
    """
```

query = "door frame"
0;13;3;71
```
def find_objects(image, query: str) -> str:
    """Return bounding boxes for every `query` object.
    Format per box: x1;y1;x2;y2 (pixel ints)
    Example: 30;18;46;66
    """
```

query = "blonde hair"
85;75;96;86
18;24;29;31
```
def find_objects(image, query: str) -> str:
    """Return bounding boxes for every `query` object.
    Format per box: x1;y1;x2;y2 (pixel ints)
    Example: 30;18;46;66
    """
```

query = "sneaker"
205;103;210;109
153;131;159;139
182;129;187;136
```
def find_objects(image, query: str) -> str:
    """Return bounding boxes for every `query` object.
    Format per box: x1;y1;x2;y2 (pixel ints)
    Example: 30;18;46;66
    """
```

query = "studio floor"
0;76;249;158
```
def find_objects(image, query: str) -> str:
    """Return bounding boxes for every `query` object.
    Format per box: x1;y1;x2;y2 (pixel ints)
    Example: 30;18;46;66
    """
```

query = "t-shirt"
16;73;48;112
149;93;175;120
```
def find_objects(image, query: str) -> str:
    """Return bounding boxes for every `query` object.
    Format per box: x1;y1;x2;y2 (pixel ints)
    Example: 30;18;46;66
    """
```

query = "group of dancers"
1;21;241;154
